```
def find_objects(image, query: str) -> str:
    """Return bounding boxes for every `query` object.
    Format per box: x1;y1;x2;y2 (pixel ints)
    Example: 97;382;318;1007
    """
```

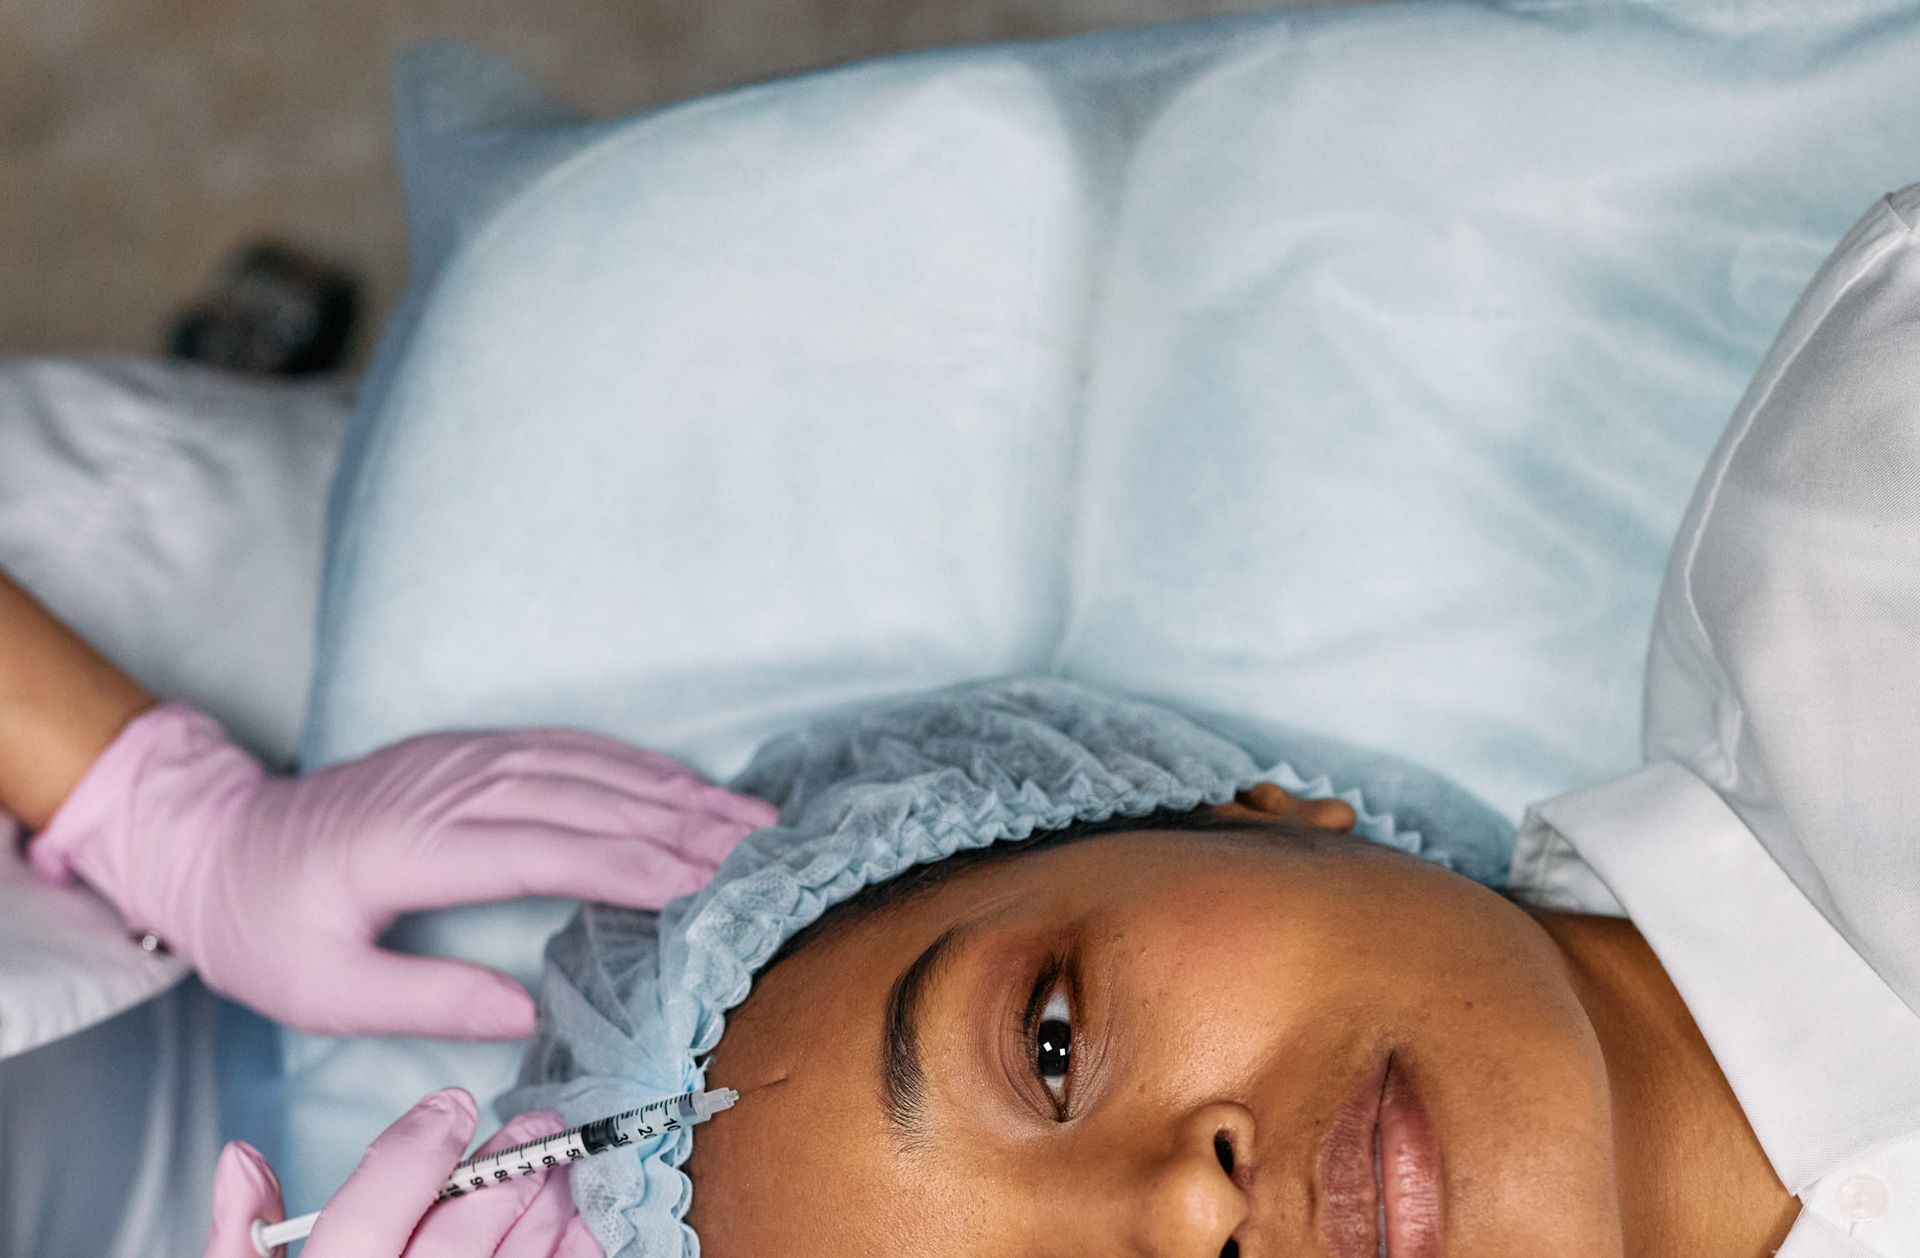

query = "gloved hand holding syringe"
208;1083;741;1258
0;570;778;1256
245;1087;739;1256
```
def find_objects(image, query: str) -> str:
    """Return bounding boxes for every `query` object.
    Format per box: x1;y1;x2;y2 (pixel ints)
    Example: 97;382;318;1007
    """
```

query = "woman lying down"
505;678;1779;1258
15;184;1915;1256
507;184;1920;1258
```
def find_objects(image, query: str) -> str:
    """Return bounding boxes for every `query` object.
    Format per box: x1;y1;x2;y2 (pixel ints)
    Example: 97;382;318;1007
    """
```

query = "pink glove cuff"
28;703;261;935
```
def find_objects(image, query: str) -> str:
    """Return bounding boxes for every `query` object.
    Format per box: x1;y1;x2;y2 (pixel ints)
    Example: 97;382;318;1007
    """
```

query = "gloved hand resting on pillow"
202;1089;601;1258
2;568;775;1038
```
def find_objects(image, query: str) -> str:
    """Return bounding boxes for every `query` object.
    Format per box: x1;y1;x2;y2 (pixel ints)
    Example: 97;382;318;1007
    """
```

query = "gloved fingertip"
464;976;538;1038
209;1140;283;1248
703;785;778;827
216;1144;282;1213
231;1141;282;1202
425;1086;480;1126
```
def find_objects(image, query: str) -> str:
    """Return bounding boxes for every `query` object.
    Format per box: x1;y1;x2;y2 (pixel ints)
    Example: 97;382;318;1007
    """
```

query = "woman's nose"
1130;1101;1255;1257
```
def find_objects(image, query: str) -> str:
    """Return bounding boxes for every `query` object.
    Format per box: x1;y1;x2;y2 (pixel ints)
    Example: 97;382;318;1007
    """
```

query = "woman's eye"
1034;987;1072;1101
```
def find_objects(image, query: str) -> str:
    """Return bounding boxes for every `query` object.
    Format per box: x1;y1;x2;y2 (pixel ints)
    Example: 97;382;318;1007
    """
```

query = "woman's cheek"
1405;959;1621;1258
1436;1079;1624;1258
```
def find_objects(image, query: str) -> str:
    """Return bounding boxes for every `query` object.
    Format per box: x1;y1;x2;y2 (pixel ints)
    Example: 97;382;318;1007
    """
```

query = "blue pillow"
314;2;1920;820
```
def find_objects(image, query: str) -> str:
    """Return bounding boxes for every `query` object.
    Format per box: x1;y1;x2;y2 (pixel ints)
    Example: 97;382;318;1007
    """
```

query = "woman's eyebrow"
881;922;972;1141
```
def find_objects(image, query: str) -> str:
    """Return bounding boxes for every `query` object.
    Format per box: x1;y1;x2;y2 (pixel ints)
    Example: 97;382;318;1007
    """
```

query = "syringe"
251;1087;737;1256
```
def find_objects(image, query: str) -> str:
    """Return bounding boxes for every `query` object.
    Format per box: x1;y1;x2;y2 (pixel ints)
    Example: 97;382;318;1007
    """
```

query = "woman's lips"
1379;1060;1444;1258
1316;1054;1445;1258
1316;1058;1389;1258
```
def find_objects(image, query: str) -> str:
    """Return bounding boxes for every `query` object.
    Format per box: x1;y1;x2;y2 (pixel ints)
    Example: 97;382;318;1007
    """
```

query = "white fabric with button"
1512;186;1920;1257
1803;1145;1920;1256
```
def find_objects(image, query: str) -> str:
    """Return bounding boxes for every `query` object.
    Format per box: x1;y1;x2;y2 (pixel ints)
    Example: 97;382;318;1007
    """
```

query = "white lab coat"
0;358;349;1257
1513;185;1920;1257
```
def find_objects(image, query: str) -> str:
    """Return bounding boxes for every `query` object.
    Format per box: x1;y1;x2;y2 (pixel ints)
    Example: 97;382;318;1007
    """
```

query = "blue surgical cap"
504;676;1511;1256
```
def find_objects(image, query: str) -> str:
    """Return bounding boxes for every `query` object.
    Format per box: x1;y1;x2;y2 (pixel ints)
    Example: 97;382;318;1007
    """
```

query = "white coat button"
1836;1174;1889;1222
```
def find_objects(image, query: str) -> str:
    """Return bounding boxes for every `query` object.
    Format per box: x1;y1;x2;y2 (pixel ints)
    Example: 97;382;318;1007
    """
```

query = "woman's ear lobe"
1229;782;1358;835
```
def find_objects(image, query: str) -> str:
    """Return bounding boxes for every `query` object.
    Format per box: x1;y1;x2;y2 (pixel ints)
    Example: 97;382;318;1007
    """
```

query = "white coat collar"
1517;762;1920;1196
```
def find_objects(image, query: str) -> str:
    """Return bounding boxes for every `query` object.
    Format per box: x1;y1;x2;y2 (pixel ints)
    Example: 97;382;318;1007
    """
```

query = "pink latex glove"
203;1089;603;1258
30;704;776;1037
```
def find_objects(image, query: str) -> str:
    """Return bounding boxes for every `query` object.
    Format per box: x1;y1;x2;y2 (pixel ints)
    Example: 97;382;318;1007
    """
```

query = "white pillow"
316;8;1920;815
0;358;350;766
0;357;350;1053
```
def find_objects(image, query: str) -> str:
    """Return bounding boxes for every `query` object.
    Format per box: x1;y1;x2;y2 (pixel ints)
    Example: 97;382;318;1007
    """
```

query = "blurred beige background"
1;0;1365;364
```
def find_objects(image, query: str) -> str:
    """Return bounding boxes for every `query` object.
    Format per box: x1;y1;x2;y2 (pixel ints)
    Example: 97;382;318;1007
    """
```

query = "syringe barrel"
584;1087;737;1152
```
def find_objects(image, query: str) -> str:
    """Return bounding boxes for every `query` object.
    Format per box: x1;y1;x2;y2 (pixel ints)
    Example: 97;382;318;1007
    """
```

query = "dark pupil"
1036;1019;1071;1078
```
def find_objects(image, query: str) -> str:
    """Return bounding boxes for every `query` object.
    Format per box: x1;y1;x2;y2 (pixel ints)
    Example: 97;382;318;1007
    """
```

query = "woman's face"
690;809;1621;1257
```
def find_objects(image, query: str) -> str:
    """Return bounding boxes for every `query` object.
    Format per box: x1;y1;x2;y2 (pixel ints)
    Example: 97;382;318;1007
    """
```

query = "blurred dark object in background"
167;243;360;377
